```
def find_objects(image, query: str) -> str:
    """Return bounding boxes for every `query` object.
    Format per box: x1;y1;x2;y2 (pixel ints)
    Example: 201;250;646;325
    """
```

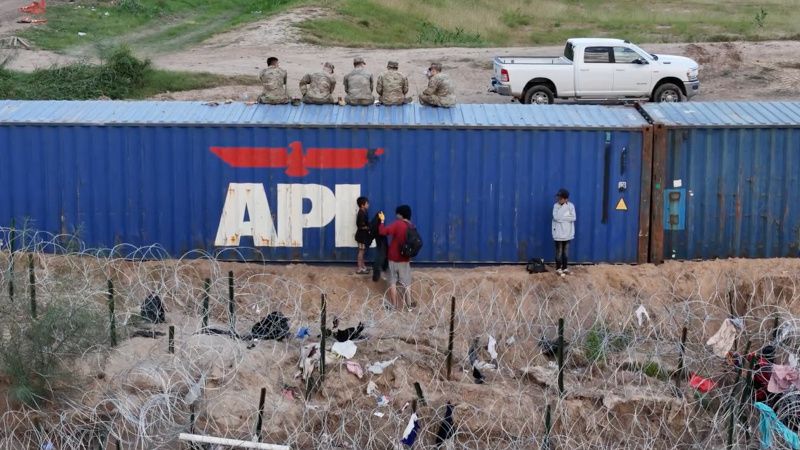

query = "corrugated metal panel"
0;100;648;129
659;126;800;259
0;101;647;263
643;102;800;128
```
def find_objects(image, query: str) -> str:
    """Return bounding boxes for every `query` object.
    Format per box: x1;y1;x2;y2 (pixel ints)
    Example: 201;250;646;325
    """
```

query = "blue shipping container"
644;102;800;260
0;101;649;263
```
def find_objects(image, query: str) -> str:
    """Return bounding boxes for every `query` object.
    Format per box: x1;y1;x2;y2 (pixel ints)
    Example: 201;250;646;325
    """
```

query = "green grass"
18;0;800;52
300;0;800;47
0;47;254;100
20;0;300;53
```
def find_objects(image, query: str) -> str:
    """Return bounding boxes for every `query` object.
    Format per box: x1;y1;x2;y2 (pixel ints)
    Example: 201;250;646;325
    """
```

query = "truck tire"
653;83;683;102
523;85;555;104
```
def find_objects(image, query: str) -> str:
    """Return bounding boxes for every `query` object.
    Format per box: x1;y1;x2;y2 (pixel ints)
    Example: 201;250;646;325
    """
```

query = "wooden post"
168;326;175;354
108;280;117;347
28;253;36;319
413;382;426;406
255;387;267;442
320;294;327;383
446;296;456;380
676;326;688;388
228;271;235;332
202;278;210;330
557;318;565;396
542;403;552;450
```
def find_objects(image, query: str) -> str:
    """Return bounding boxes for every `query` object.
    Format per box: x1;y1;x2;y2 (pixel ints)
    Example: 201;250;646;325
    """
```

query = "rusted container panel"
644;102;800;260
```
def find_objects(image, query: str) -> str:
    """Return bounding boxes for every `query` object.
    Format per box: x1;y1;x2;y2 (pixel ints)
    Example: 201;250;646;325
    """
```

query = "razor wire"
0;226;799;449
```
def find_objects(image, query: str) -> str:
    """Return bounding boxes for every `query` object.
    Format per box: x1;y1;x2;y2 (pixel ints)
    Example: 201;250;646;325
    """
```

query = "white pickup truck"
491;38;700;104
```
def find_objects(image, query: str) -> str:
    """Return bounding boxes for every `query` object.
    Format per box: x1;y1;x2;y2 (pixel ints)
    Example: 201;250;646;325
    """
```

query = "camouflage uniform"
300;72;336;105
257;66;290;105
376;68;409;106
419;73;456;108
344;68;374;106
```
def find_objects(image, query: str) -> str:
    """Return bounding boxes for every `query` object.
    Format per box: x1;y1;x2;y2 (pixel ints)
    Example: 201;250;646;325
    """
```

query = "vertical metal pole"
8;218;15;303
168;326;175;354
676;326;687;389
542;403;552;450
108;280;117;347
446;296;456;380
28;253;36;319
772;316;781;341
320;294;327;383
728;340;751;449
202;278;210;330
557;318;565;396
255;387;267;442
414;382;426;406
228;271;235;332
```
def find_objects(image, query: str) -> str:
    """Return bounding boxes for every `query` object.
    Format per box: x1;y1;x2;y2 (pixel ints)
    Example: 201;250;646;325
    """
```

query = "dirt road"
3;5;800;102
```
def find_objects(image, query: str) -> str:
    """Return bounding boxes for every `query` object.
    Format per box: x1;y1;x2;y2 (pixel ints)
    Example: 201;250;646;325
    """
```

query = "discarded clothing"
248;312;290;341
472;366;485;384
296;327;310;339
755;401;800;449
331;340;358;359
401;413;420;446
434;402;455;448
635;305;650;327
324;322;365;342
184;374;205;405
487;335;498;362
141;294;166;323
468;337;479;367
366;381;379;396
299;343;321;381
345;360;364;379
706;319;739;358
768;364;800;393
130;329;166;339
689;373;717;394
368;357;399;375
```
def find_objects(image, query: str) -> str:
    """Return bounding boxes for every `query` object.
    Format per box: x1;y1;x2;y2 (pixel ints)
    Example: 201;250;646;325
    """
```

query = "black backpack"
526;258;547;274
400;222;423;258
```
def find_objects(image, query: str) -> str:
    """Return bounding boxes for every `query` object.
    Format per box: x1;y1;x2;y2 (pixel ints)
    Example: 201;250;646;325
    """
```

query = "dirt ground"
2;5;800;102
3;253;800;448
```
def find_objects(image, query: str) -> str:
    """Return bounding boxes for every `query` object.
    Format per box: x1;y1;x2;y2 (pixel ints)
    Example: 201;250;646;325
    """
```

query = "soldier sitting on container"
300;62;336;105
419;62;455;108
257;57;290;105
344;57;375;106
376;60;411;106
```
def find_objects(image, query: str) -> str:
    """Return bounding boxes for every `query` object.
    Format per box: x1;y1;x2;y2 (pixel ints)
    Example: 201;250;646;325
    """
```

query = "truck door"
575;46;614;97
611;46;652;96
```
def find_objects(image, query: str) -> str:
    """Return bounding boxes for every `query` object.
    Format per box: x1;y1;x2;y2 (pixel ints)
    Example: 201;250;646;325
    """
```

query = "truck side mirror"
634;58;648;65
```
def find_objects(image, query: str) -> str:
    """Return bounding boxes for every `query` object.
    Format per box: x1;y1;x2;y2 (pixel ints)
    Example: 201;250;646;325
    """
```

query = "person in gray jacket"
552;188;576;277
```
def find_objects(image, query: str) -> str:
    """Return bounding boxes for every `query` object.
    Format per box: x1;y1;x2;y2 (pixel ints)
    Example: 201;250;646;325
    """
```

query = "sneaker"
356;268;370;275
563;268;570;274
556;269;563;275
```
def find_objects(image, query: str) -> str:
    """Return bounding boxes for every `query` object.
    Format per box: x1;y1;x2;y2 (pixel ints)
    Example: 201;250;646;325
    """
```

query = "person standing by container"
257;57;290;105
419;62;455;108
552;189;576;277
378;205;414;311
376;61;410;105
300;62;336;105
355;196;372;274
344;57;375;106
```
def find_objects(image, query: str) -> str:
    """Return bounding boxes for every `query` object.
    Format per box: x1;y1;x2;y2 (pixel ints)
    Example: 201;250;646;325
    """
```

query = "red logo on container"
210;141;385;177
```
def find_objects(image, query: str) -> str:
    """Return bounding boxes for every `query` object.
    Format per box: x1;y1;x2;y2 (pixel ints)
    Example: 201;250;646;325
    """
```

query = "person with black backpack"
378;204;420;311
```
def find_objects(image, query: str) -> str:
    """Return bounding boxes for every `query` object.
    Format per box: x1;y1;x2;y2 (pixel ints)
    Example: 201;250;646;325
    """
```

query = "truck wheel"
653;83;683;102
523;85;554;104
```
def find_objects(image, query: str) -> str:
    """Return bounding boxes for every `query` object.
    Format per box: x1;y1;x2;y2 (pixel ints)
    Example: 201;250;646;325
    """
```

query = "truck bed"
494;56;572;65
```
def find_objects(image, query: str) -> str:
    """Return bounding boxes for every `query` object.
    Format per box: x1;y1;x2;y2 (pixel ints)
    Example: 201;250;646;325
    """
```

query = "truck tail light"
500;69;509;83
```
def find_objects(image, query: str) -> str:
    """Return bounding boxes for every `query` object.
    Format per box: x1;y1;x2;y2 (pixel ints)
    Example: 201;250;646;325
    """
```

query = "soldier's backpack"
140;294;166;323
400;223;423;258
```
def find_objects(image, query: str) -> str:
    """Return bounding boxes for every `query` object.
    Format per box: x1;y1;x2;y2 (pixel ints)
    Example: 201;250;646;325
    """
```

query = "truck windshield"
628;43;655;61
563;43;574;61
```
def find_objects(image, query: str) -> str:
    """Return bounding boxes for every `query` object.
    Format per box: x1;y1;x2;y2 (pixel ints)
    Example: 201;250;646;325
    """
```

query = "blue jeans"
554;240;570;270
